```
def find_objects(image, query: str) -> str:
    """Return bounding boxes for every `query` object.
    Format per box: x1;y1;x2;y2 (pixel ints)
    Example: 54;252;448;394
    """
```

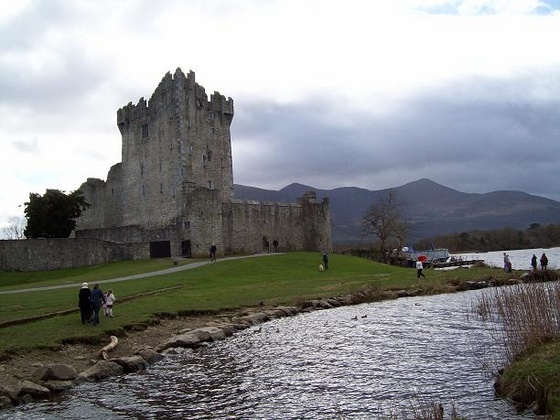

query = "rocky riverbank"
0;272;551;410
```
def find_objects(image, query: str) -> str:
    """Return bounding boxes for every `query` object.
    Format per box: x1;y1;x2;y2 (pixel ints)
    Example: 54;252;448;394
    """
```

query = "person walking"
416;259;426;278
78;282;92;325
531;254;538;271
90;283;106;326
322;251;329;270
503;252;512;273
209;243;217;262
105;289;116;318
540;253;548;270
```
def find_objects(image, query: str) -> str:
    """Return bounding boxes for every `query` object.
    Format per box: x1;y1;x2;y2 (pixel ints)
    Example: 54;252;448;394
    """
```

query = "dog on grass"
319;264;324;271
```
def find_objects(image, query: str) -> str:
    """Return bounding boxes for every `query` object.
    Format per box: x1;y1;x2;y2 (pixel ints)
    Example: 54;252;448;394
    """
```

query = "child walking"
105;289;116;318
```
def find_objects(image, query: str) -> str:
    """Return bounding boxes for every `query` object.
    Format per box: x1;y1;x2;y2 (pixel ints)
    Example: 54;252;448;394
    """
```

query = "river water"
4;288;533;419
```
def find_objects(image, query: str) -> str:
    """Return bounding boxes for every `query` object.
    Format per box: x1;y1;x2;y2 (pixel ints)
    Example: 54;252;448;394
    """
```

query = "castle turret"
113;68;234;227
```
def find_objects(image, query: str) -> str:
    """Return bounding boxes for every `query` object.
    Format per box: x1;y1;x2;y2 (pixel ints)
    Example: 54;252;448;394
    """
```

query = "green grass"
496;340;560;418
0;258;200;289
0;252;503;355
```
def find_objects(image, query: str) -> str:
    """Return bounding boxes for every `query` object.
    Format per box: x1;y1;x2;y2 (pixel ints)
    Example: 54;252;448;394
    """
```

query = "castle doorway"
150;241;171;258
181;240;192;258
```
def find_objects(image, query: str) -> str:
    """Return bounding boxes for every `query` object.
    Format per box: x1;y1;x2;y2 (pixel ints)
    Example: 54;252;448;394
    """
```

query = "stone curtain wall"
76;164;124;230
221;194;332;256
298;192;332;252
223;200;304;254
0;239;150;272
184;187;222;257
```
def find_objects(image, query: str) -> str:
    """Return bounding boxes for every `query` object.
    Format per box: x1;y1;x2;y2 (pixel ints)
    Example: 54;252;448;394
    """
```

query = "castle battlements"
117;68;233;133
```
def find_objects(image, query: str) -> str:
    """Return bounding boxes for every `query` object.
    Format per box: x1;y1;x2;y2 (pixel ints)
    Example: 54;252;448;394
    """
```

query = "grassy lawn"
0;258;201;289
0;252;502;355
497;340;560;418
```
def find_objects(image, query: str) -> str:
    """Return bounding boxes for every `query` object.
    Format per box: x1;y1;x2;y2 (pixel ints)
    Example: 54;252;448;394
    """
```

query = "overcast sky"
2;0;560;228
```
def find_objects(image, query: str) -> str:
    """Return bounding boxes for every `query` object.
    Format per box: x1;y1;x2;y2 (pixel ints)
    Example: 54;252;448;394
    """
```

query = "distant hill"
233;179;560;244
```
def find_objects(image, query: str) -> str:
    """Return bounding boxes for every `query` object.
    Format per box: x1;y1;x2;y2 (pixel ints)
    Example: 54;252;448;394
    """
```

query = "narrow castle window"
207;111;214;120
140;163;144;175
141;124;149;138
206;149;212;162
208;180;213;189
160;183;163;193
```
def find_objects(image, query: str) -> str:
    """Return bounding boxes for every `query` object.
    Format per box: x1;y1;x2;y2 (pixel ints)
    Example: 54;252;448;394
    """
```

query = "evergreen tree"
24;189;89;238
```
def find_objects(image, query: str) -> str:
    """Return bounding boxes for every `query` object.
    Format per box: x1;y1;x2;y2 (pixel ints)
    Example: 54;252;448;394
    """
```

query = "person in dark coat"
531;254;538;271
78;282;92;325
90;283;106;326
540;253;549;270
322;251;329;270
209;243;217;262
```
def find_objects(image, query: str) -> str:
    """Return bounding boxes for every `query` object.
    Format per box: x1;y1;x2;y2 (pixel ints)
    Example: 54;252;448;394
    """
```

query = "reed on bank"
475;277;560;417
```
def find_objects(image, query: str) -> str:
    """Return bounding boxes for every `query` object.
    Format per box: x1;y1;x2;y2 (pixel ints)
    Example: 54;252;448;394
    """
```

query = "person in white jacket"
105;289;116;318
416;259;426;278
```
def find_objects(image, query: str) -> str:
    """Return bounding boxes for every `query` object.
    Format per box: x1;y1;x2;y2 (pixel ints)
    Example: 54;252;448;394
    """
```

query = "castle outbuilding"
75;68;331;258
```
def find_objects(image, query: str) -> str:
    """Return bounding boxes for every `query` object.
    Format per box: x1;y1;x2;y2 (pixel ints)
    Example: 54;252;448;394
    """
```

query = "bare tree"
361;189;409;263
0;216;27;240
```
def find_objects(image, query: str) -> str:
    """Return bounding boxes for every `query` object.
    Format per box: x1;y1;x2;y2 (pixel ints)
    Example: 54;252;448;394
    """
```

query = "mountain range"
233;178;560;244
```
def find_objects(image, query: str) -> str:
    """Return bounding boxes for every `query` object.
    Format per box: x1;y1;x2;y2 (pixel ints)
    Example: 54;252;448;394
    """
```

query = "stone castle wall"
75;190;331;259
0;238;149;272
222;192;331;255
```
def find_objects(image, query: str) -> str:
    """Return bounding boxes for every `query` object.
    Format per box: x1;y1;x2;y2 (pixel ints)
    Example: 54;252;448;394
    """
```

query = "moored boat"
401;246;450;267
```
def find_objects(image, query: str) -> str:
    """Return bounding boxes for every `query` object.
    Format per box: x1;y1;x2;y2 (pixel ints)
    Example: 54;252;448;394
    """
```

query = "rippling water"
5;289;533;419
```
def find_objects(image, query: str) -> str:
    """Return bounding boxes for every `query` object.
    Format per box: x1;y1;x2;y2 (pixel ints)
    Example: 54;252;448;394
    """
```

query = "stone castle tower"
75;69;331;258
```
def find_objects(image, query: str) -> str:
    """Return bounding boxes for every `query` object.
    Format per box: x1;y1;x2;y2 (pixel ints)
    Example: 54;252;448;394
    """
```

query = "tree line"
414;223;560;253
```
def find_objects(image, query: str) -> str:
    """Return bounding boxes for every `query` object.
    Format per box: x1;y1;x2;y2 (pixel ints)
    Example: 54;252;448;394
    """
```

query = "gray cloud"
11;138;39;154
2;0;560;229
232;71;560;201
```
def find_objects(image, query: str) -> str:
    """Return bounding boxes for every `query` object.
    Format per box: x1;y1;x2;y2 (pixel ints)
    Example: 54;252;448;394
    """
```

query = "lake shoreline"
1;269;558;414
